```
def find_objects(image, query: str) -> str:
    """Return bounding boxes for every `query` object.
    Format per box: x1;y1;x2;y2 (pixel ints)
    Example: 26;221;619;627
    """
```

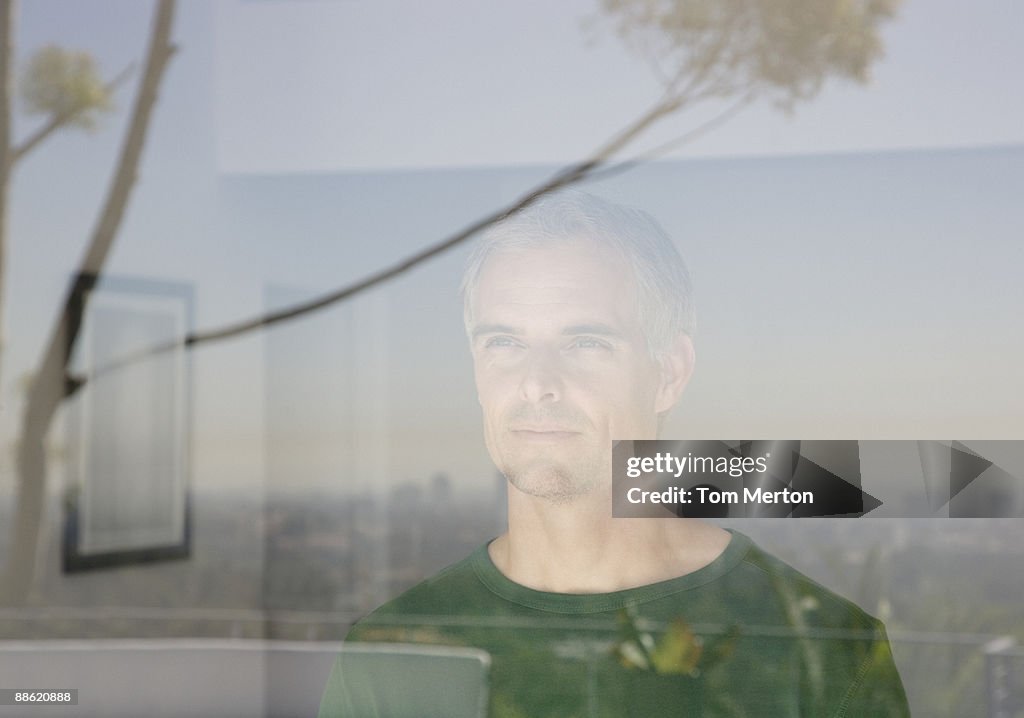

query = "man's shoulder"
345;545;488;641
727;533;886;635
718;534;909;716
380;547;486;612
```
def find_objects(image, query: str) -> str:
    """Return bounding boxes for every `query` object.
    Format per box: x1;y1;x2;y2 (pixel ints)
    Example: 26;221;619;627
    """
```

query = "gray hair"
460;190;696;356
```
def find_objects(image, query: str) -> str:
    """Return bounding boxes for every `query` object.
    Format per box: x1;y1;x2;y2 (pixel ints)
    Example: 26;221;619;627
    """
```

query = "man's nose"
519;350;563;404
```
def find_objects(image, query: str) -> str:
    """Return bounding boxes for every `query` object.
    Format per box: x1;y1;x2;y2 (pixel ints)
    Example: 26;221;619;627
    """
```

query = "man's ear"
654;333;695;415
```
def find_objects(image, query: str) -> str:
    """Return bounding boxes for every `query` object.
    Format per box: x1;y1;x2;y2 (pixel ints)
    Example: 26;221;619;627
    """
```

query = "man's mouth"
509;427;581;440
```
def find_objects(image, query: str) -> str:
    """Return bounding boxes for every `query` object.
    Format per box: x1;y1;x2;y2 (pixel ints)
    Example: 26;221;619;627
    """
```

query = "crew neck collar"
470;529;752;614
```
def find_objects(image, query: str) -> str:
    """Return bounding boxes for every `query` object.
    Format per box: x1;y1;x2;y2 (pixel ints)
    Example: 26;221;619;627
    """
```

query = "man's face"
469;240;681;503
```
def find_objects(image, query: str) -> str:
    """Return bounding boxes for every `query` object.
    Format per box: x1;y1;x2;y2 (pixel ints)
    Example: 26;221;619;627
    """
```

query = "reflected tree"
599;0;898;110
1;0;177;606
78;0;902;379
2;0;899;606
0;13;124;393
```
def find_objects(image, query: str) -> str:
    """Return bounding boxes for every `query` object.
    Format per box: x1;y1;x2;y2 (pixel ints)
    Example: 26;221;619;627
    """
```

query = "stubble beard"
490;403;609;504
501;452;607;505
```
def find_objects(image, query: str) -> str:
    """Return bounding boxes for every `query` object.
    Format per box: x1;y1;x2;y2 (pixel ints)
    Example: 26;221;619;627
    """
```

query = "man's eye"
484;336;519;349
572;337;611;351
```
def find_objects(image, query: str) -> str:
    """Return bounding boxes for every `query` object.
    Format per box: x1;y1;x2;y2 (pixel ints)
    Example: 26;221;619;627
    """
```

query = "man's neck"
488;485;731;594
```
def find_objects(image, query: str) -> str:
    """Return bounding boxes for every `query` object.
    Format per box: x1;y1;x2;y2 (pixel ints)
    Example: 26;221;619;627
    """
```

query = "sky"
1;0;1022;496
212;0;1024;171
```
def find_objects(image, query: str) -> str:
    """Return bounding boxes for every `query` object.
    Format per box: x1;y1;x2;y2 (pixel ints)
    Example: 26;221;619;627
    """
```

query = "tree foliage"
20;44;113;130
598;0;900;109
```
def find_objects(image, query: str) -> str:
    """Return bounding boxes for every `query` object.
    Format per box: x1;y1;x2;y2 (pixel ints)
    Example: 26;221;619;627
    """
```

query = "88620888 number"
14;691;74;703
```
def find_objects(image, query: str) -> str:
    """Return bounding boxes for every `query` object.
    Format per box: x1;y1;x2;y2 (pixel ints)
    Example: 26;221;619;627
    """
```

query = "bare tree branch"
55;0;901;411
75;88;704;391
0;0;15;391
583;90;756;184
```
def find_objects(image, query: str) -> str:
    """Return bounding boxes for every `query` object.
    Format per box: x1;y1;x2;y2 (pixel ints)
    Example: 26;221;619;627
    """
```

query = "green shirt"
320;530;909;717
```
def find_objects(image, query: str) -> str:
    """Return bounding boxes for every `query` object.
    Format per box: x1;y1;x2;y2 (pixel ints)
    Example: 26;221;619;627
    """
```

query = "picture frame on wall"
62;273;194;573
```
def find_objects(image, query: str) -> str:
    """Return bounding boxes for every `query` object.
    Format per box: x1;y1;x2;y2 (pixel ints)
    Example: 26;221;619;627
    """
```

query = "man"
320;192;909;717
